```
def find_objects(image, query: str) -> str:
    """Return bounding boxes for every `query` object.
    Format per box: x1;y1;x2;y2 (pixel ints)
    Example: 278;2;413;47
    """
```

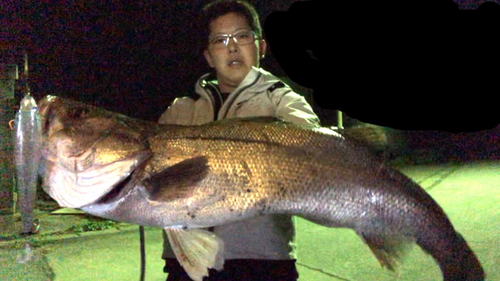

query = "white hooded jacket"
159;67;319;127
159;67;320;260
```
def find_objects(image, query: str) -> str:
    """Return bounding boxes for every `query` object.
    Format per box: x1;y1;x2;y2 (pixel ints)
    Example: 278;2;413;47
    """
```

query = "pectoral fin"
147;156;210;202
145;156;225;214
165;227;224;281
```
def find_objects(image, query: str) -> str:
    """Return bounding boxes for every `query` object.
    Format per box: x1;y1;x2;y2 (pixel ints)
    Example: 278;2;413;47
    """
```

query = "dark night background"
4;0;302;121
2;0;499;162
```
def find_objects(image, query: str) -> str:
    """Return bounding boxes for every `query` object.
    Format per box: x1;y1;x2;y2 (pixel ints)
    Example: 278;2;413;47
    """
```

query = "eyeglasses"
208;30;258;49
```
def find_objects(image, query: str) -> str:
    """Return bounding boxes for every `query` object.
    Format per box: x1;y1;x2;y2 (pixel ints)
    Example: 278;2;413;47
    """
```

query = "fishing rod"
139;225;146;281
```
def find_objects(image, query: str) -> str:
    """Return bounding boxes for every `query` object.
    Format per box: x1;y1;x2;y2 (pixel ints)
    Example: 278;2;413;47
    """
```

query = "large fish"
38;95;484;281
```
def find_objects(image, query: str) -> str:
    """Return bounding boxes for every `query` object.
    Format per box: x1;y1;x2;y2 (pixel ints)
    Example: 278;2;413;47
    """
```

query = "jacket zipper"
221;73;262;119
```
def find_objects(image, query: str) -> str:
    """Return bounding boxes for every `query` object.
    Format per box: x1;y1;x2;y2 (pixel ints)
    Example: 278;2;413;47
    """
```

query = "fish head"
38;96;152;208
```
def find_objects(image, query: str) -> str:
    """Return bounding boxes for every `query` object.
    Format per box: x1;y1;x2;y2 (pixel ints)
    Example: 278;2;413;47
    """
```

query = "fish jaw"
41;126;152;208
42;155;147;208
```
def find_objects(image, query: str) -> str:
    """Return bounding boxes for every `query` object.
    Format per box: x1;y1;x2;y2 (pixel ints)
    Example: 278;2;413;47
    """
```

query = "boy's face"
204;12;266;93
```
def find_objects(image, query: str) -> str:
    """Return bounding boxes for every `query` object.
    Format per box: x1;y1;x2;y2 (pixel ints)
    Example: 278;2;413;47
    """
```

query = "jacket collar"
198;66;261;88
195;67;278;120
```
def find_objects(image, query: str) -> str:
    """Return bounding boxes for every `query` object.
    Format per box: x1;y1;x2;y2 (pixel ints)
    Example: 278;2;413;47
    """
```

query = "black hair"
201;0;262;39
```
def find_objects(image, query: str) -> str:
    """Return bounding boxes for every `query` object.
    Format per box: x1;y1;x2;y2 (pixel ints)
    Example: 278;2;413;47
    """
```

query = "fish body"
13;95;42;234
38;96;484;281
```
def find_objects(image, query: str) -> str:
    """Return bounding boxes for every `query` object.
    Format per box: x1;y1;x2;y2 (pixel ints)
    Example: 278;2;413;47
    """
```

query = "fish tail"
417;230;484;281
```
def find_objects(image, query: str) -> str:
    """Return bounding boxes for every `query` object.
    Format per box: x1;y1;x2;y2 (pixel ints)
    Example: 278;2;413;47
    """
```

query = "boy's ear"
259;39;267;58
204;49;215;68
